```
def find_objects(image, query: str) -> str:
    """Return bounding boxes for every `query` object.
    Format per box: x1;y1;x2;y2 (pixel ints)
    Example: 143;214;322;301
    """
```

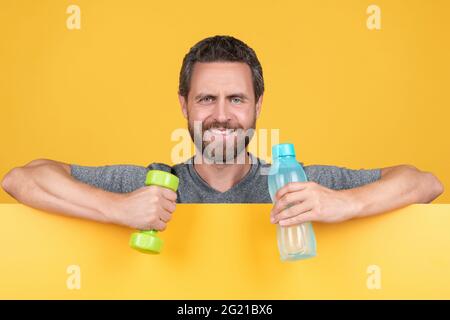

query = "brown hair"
178;35;264;101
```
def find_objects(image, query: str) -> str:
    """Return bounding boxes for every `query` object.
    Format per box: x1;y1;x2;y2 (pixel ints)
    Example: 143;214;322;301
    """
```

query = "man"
1;35;444;232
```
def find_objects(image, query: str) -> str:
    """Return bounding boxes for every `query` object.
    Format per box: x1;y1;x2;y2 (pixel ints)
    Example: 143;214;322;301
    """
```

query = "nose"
212;98;232;123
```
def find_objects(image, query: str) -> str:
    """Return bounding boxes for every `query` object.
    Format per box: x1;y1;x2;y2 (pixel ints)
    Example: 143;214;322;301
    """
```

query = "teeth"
209;128;235;135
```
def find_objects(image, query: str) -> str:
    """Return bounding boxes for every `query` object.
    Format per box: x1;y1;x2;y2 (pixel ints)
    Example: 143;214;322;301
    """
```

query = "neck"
193;150;252;193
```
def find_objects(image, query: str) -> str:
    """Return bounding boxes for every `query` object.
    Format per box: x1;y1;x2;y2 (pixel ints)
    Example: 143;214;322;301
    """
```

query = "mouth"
206;128;237;137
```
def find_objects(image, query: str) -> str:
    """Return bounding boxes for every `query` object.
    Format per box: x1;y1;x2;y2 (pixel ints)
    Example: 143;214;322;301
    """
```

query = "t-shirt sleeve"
303;164;382;190
70;164;148;193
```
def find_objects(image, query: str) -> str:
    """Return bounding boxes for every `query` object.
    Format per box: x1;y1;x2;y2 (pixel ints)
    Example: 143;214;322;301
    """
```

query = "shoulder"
147;158;192;176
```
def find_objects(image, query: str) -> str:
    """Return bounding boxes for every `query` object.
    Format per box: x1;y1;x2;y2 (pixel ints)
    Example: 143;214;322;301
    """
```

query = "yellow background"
1;204;450;299
1;1;450;299
0;204;450;299
0;0;449;202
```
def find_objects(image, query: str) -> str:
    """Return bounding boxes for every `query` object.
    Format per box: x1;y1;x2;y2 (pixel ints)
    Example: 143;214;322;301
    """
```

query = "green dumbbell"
129;170;179;254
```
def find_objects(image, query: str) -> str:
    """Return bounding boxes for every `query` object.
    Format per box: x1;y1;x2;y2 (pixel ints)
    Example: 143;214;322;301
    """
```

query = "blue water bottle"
268;143;317;261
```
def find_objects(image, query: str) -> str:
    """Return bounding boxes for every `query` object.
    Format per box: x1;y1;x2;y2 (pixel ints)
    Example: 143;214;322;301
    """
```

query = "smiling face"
179;62;263;163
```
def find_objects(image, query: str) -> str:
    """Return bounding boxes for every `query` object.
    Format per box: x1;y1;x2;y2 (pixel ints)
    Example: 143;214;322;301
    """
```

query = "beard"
188;115;256;164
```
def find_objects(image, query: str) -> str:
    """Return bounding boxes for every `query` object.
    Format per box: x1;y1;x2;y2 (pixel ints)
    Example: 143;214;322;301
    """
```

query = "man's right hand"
110;185;177;231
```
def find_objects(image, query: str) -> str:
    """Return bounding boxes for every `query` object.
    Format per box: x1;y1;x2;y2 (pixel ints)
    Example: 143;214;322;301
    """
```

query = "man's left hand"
270;182;360;226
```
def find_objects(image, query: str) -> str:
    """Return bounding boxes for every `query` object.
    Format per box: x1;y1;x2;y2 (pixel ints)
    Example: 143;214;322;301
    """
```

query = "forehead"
189;62;253;94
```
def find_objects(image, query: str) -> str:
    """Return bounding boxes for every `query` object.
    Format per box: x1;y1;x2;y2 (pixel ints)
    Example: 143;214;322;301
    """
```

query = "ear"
178;94;188;119
255;94;263;119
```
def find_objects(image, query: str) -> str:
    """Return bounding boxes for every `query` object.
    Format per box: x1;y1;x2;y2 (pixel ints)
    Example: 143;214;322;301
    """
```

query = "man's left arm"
270;165;444;226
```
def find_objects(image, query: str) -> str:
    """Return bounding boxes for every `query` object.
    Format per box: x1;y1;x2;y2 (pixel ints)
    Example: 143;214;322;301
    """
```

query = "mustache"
202;121;243;131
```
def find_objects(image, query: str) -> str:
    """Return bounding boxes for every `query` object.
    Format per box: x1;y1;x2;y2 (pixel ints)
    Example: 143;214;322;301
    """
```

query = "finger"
272;200;313;223
160;188;178;202
271;190;309;216
153;219;167;232
160;197;176;214
274;182;309;201
159;209;172;223
278;210;315;226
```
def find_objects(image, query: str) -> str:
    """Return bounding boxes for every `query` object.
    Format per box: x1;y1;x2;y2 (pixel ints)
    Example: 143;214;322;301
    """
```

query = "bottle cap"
272;143;296;159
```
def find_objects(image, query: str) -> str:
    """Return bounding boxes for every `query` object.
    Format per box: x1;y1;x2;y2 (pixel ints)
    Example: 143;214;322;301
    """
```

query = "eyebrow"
194;92;249;100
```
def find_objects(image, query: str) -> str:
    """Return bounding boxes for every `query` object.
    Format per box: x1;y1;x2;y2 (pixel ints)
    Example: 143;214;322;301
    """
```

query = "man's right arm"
1;159;124;225
0;159;177;230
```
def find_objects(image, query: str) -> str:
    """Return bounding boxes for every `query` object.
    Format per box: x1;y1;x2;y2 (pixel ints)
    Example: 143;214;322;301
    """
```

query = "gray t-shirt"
70;153;381;203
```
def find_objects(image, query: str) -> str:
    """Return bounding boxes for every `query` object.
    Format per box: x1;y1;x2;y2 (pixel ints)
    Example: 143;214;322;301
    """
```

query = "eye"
231;97;243;104
199;96;214;103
